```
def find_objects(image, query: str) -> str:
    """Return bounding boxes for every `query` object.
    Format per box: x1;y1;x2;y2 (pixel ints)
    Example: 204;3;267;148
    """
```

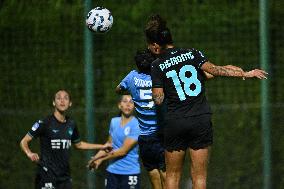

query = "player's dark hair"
134;49;156;74
116;95;125;117
145;14;173;47
54;89;72;101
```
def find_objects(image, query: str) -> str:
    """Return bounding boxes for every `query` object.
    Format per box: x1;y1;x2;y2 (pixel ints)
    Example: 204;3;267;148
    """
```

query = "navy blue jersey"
151;48;212;118
28;115;81;180
120;70;159;135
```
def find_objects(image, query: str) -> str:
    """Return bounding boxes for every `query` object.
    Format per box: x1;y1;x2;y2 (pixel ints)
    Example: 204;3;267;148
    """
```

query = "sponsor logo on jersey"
124;127;130;136
51;139;71;149
52;129;59;133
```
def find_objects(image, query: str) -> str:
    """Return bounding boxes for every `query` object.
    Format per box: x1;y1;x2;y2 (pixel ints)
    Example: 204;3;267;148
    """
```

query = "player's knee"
149;169;161;181
192;177;206;188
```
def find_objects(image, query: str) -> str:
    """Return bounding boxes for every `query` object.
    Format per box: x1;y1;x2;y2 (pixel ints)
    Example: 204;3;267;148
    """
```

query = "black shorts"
138;134;165;172
164;114;213;152
35;165;72;189
106;171;140;189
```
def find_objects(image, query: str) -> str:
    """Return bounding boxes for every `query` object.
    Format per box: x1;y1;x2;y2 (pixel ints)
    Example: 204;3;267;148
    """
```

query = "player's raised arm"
20;134;39;162
201;61;268;79
115;84;130;95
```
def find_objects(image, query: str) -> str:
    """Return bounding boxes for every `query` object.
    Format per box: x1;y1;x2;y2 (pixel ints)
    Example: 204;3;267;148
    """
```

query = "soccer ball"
86;7;113;33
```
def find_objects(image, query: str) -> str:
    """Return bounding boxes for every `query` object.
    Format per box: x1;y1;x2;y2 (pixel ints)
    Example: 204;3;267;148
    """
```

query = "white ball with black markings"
86;7;113;33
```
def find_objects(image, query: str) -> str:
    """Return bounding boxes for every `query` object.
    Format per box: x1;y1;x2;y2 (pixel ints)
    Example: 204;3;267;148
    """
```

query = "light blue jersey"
106;116;140;175
120;70;158;136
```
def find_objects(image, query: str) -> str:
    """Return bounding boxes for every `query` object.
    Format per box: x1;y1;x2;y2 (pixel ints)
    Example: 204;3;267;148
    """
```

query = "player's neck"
53;111;66;123
120;115;133;127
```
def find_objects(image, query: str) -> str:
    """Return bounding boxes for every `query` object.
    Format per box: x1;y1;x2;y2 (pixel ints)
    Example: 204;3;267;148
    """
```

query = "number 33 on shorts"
128;175;138;186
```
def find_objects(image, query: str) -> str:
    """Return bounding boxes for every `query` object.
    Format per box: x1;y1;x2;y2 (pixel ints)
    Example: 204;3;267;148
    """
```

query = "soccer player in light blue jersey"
88;95;140;189
115;50;166;189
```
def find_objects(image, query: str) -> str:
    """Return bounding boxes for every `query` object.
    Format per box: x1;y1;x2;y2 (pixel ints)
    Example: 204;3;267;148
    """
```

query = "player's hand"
27;152;39;162
88;156;103;170
244;69;268;79
102;143;112;152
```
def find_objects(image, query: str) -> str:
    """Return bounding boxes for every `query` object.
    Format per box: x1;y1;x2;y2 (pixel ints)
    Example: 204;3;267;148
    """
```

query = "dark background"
0;0;283;188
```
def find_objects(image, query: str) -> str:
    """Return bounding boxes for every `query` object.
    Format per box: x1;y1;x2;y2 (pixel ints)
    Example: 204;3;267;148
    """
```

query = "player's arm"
20;134;40;162
201;61;268;79
88;137;137;169
203;71;214;79
115;84;130;95
87;136;112;169
74;141;112;151
152;87;164;105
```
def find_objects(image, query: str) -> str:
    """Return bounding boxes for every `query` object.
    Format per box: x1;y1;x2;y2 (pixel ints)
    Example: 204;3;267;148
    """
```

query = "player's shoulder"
66;116;76;126
130;117;139;126
151;57;161;66
128;70;139;76
31;115;49;131
111;116;121;124
124;70;138;80
178;47;196;53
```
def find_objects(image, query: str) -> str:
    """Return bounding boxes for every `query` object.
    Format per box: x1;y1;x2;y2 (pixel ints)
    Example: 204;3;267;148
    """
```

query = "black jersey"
28;114;81;181
151;48;212;119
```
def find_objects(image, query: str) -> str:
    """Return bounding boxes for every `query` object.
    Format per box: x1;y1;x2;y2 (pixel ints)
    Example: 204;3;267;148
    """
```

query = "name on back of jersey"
134;77;152;87
159;52;194;71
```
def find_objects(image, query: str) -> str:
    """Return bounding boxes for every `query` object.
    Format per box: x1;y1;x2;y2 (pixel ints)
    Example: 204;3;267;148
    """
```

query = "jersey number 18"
166;65;201;101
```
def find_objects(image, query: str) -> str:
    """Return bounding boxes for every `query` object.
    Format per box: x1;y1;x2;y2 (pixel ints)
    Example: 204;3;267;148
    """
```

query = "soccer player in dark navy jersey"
20;90;111;189
145;14;268;189
115;50;166;189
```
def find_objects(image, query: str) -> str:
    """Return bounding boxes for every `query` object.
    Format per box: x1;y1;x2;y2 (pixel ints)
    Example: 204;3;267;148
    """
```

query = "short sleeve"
27;120;45;138
151;60;164;88
71;124;81;144
109;119;114;135
126;119;140;141
192;49;208;68
119;71;133;91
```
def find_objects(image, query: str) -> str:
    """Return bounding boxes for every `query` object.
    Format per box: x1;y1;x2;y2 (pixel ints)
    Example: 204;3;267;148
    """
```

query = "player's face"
53;90;71;112
148;43;161;55
119;95;134;117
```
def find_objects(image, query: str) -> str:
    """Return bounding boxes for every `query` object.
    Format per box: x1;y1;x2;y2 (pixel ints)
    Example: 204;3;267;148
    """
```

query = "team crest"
124;127;130;136
67;128;73;136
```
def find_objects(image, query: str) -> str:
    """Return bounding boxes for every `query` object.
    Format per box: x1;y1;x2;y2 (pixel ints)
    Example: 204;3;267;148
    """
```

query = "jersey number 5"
166;65;201;101
140;89;154;108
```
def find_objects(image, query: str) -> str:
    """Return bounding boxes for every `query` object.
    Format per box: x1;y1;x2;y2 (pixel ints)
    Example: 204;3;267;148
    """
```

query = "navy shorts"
164;114;213;151
138;134;165;172
106;171;140;189
35;165;72;189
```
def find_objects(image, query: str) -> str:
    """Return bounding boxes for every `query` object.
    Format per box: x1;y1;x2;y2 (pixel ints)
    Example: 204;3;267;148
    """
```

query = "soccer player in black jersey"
144;15;268;189
20;90;111;189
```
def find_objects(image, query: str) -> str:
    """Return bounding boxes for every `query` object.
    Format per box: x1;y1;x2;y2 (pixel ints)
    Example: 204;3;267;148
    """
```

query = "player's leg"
187;114;213;189
165;150;186;189
148;169;163;189
56;179;72;189
159;169;166;188
106;171;119;189
34;167;56;189
189;147;210;189
138;134;165;189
